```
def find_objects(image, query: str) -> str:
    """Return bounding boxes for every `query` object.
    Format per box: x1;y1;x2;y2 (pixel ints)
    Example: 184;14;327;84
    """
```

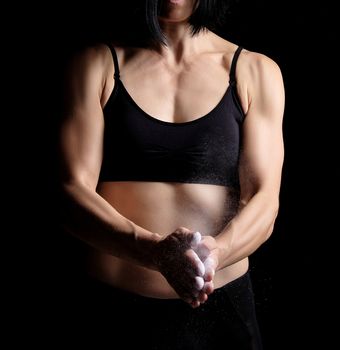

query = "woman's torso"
88;33;249;298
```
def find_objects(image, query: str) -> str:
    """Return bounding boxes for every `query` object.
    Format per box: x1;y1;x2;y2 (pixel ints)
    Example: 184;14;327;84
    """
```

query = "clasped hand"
153;227;219;308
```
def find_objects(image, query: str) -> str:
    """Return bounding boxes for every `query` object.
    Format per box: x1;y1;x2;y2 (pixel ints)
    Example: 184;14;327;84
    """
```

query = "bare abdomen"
88;181;248;298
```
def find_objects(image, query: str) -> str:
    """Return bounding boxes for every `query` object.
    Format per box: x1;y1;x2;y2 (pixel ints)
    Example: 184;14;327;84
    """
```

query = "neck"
157;21;203;63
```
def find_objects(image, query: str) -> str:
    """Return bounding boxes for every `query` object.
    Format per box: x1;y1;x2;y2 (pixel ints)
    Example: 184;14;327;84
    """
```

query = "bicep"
60;106;104;189
239;56;285;201
59;49;107;189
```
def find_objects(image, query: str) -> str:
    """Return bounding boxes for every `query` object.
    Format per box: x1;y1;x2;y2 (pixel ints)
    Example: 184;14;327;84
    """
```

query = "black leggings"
57;272;262;349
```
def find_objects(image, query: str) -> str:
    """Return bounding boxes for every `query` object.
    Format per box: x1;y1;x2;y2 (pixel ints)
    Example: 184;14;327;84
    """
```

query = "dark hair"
145;0;234;45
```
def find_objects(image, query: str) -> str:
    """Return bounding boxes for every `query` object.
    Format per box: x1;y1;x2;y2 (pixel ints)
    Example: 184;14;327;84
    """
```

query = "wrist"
215;235;231;270
145;232;163;271
129;220;162;270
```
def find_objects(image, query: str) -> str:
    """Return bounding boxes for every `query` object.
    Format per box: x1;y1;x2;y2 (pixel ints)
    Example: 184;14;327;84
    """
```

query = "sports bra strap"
229;46;243;86
108;44;120;79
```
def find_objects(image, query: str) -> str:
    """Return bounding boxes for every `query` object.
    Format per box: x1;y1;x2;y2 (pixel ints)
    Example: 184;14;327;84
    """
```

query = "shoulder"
67;43;114;80
237;50;285;117
212;36;285;114
73;43;112;65
210;30;283;84
237;49;284;91
64;43;117;99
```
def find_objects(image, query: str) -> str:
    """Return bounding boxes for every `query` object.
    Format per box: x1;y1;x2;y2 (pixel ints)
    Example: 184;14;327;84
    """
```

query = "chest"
102;79;243;186
119;59;231;123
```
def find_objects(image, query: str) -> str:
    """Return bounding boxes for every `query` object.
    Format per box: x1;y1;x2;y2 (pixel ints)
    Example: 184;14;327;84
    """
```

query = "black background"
22;0;335;348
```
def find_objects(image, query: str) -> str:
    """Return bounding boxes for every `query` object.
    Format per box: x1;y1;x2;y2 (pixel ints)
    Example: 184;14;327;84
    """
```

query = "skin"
60;0;285;308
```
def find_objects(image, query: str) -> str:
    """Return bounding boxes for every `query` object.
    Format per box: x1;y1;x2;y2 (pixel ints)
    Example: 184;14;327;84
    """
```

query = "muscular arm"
59;46;206;305
216;52;285;269
59;45;161;269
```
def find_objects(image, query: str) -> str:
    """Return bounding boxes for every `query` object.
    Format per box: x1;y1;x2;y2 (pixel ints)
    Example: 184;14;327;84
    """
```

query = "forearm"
60;181;161;269
215;191;279;269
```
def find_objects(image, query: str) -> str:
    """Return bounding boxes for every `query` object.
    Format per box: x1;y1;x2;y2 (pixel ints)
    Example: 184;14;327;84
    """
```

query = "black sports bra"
99;45;245;187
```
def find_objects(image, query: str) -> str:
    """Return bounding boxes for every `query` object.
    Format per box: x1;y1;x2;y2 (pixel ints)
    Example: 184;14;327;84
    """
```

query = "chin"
160;0;197;21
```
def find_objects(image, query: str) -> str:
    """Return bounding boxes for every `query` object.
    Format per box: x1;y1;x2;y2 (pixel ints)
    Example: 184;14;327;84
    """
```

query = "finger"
183;275;205;296
197;290;208;303
172;274;202;298
194;236;217;262
194;276;204;290
202;281;214;295
190;231;201;248
194;242;210;261
203;256;218;281
186;249;205;276
190;300;201;308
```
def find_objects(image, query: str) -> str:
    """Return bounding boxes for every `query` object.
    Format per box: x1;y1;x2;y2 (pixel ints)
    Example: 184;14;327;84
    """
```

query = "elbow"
58;180;84;225
61;177;82;193
59;177;97;219
60;180;79;208
264;220;275;242
269;195;280;218
58;182;75;228
61;177;92;197
264;197;280;241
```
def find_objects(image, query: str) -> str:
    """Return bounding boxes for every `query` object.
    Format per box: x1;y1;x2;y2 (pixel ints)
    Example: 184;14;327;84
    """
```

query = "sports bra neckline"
115;79;232;126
